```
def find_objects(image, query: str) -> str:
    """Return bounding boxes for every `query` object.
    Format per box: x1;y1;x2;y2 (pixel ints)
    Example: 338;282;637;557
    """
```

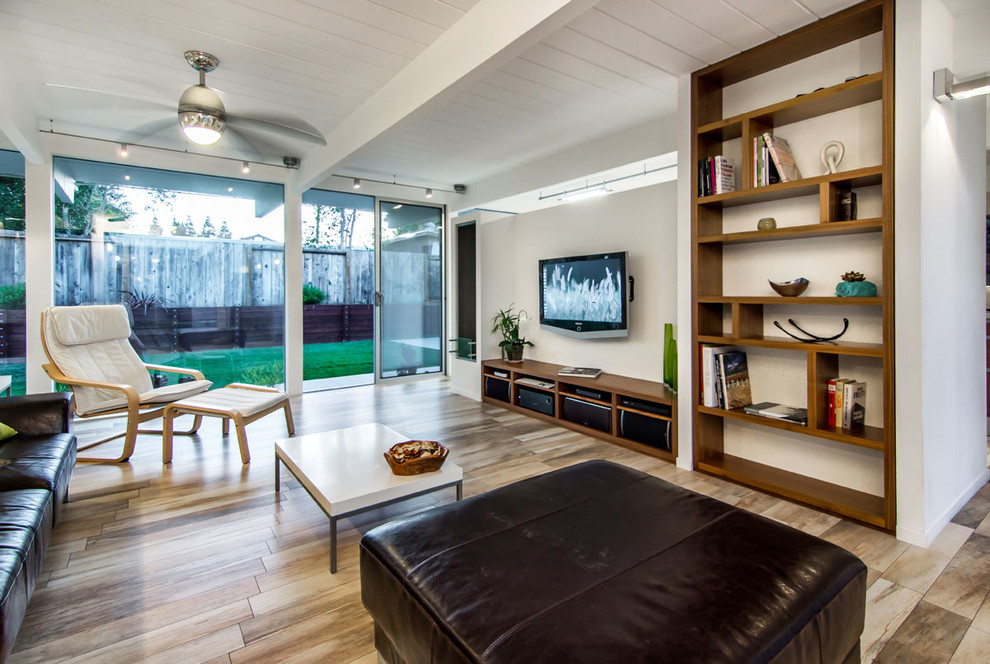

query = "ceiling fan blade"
225;113;326;146
118;118;178;144
220;127;267;162
44;83;174;111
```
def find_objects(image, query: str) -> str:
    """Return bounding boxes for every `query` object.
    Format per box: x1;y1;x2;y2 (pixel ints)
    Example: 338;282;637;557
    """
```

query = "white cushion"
171;386;286;419
48;304;132;345
82;379;214;416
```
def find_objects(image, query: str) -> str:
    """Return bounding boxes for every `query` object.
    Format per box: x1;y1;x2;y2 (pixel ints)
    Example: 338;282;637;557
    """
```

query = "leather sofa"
361;460;867;663
0;393;77;661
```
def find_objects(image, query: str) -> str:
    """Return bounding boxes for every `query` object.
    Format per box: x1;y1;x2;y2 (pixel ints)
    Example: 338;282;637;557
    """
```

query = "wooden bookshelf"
690;0;895;530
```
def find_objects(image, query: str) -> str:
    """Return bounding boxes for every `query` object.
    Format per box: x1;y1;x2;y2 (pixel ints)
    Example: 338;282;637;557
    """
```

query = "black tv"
539;251;628;339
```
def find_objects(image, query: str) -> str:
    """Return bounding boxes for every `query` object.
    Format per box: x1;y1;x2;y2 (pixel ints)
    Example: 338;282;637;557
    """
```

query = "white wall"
895;0;989;546
478;182;678;384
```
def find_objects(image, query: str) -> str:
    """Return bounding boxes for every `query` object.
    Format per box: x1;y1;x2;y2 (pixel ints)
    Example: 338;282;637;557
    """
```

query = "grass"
1;341;374;395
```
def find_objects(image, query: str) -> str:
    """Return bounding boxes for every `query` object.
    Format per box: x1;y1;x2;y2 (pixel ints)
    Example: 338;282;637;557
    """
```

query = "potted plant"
491;305;533;363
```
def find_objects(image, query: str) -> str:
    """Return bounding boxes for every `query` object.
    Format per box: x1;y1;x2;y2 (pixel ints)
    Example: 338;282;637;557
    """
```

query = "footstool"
162;383;295;464
360;460;867;664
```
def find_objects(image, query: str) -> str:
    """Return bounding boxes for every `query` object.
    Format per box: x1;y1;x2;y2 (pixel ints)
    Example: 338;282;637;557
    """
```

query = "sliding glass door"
378;201;443;378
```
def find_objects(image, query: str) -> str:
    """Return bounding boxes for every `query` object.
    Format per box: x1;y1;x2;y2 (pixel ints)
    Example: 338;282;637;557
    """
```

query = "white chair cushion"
171;386;286;419
81;379;214;416
48;304;132;345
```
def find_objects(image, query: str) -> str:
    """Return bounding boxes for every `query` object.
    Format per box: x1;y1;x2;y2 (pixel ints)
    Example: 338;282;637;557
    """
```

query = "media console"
482;359;677;462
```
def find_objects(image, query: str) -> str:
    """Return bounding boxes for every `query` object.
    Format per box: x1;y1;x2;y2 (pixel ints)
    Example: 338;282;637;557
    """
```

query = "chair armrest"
145;364;206;381
42;363;141;412
0;393;74;435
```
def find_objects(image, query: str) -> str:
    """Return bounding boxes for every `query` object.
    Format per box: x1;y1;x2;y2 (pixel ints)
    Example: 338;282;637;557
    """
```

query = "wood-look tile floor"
10;379;990;663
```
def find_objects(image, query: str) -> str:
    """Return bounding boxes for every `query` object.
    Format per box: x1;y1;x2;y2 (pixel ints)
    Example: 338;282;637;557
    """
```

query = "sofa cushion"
0;550;27;661
0;434;76;523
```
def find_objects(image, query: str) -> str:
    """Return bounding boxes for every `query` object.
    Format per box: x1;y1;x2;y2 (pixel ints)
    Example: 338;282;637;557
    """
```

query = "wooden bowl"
768;278;809;297
384;440;449;476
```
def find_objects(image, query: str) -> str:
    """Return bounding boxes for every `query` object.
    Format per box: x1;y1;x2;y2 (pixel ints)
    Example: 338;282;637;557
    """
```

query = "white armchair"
40;304;212;462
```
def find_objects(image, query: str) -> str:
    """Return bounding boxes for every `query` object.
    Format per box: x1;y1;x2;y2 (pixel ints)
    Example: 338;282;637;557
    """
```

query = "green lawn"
2;341;375;395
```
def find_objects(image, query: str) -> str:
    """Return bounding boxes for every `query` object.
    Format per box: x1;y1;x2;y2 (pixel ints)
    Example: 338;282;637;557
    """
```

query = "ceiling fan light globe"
179;111;224;145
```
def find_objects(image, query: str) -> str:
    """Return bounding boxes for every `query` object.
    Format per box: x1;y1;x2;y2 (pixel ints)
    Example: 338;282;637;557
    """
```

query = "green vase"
663;324;677;391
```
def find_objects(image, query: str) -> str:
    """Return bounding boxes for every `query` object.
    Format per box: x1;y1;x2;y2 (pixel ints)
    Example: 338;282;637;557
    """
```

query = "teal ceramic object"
835;280;877;297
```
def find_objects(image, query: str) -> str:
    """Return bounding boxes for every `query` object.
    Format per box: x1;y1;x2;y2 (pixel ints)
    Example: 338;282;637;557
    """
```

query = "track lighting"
241;161;250;174
353;178;361;189
425;188;433;198
119;144;128;157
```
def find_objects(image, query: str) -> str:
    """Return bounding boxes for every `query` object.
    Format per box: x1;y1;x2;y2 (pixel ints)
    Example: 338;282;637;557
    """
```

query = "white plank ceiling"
1;0;875;193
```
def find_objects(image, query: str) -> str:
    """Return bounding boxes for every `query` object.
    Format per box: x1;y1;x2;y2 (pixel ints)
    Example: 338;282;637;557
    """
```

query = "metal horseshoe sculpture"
773;318;849;342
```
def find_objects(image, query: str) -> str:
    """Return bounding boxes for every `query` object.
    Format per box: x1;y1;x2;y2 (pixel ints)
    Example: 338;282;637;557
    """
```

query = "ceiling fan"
45;50;326;160
177;50;325;148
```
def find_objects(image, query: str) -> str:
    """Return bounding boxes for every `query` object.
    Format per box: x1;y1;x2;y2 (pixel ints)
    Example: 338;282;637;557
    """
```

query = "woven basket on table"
384;441;449;476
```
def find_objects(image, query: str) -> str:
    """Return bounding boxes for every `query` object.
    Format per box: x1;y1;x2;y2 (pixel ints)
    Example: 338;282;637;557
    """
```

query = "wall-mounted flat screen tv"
539;251;628;339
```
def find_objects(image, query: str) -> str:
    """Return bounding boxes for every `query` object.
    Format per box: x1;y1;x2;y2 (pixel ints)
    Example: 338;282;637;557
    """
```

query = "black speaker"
620;397;671;418
563;397;611;432
485;376;510;403
518;387;554;416
574;386;608;401
620;410;671;452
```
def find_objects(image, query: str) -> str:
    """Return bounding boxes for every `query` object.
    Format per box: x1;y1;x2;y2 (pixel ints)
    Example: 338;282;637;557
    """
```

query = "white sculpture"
819;140;845;174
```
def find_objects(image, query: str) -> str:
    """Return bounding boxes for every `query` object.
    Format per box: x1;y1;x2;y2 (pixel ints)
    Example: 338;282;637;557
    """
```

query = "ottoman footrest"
360;460;867;664
163;384;294;464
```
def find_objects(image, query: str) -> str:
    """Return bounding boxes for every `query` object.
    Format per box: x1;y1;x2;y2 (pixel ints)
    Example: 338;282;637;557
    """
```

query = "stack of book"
699;345;752;410
754;133;801;187
827;378;867;429
697;156;736;197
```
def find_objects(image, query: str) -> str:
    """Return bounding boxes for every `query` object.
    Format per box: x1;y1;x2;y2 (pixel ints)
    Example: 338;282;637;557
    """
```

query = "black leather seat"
361;460;867;664
0;393;76;662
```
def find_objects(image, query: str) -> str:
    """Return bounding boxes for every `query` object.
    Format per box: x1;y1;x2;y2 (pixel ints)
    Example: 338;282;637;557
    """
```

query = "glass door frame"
373;196;447;383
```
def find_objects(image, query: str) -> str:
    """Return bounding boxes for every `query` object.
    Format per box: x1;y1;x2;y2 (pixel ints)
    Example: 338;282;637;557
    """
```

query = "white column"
23;158;54;394
675;72;693;472
283;189;303;396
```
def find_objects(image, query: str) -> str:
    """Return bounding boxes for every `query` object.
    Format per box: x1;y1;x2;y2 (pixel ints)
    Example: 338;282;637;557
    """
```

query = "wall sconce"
934;68;990;102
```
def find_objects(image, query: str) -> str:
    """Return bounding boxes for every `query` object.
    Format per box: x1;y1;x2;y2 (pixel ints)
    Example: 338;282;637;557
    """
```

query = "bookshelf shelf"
698;166;882;208
696;452;886;527
697;72;883;142
696;334;884;357
697;218;883;245
691;0;895;531
697;296;881;306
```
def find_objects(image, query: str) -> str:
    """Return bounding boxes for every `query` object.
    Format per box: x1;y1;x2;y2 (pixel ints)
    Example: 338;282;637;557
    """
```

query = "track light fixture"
934;67;990;102
425;188;433;198
241;161;250;174
119;144;128;157
353;178;361;189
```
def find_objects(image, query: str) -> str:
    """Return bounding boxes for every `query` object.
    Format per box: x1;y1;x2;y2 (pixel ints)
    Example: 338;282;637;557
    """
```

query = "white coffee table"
274;423;463;573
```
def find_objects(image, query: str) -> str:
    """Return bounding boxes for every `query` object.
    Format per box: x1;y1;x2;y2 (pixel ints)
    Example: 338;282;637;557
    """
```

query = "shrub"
0;283;26;309
302;283;324;305
241;361;285;388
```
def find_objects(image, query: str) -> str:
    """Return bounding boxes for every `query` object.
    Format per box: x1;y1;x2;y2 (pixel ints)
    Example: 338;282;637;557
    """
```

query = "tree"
56;184;133;235
171;219;187;236
304;205;363;248
201;217;216;237
0;177;25;231
148;217;163;236
218;221;232;239
183;215;196;237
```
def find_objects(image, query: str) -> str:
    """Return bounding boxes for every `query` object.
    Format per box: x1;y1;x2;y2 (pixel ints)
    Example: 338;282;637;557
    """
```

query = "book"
700;344;736;408
834;378;855;428
713;156;735;194
744;402;808;424
717;351;752;409
557;367;602;378
826;379;837;427
763;133;802;182
843;381;866;429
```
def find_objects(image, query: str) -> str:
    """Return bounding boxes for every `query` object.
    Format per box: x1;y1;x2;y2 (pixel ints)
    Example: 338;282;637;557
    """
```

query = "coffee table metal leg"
275;453;281;492
330;516;338;573
456;480;463;501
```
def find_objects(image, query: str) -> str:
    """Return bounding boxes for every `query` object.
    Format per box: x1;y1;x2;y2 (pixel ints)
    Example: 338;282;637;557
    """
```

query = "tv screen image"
539;252;628;338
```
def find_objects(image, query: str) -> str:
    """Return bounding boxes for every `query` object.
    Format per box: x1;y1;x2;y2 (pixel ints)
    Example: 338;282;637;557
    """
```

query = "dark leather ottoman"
360;460;867;664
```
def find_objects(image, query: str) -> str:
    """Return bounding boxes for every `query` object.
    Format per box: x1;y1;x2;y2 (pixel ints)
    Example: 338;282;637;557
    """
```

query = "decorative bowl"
384;440;449;476
768;278;809;297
